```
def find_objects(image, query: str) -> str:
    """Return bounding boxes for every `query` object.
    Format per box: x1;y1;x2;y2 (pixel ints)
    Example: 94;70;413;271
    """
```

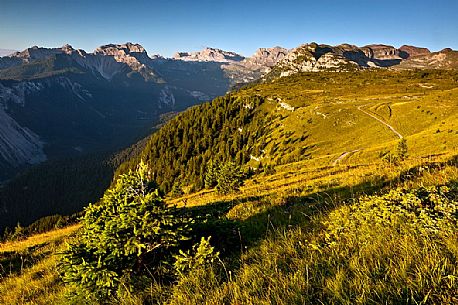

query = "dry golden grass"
0;224;81;253
0;224;80;304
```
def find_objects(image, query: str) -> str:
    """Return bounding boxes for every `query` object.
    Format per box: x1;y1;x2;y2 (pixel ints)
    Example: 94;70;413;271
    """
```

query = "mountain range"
0;42;457;182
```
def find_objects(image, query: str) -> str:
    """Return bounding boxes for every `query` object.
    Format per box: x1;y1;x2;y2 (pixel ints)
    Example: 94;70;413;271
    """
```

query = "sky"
0;0;457;57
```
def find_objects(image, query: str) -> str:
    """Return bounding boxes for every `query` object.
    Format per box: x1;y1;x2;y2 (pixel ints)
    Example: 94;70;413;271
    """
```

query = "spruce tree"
60;161;191;300
216;161;244;194
397;138;408;161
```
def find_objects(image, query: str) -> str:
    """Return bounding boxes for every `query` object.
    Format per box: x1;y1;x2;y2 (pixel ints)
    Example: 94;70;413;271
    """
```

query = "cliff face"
362;44;403;60
270;43;362;77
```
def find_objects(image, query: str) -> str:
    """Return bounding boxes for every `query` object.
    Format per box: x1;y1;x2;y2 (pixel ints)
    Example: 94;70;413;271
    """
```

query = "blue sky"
1;0;457;57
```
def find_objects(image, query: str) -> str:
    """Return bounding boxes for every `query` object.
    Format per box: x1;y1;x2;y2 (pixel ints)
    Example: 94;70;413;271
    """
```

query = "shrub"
60;161;192;301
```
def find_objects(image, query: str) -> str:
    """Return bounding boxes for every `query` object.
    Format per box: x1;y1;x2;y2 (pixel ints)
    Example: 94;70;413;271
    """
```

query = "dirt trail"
357;105;403;139
332;150;360;166
332;104;403;166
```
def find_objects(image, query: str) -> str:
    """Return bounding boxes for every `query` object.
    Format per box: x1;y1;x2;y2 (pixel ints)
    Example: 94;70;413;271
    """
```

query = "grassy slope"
238;70;458;167
0;69;457;304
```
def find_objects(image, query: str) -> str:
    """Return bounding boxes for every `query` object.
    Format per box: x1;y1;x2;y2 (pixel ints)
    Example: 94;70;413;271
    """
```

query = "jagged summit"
244;46;288;67
61;44;77;54
7;42;149;61
221;46;290;81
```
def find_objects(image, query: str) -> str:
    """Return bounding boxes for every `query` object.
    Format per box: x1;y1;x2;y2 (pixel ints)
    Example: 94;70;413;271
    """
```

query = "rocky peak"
94;42;147;56
399;45;431;58
61;44;76;54
173;47;245;62
61;44;89;57
244;46;288;67
440;48;453;53
93;43;153;73
272;43;359;77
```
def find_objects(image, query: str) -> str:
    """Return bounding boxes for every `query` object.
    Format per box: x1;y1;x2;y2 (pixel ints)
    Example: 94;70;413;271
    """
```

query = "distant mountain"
0;49;17;57
173;47;245;62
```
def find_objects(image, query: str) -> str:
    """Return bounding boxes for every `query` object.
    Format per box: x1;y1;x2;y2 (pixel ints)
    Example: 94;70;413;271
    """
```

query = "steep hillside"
3;68;456;229
0;68;457;304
